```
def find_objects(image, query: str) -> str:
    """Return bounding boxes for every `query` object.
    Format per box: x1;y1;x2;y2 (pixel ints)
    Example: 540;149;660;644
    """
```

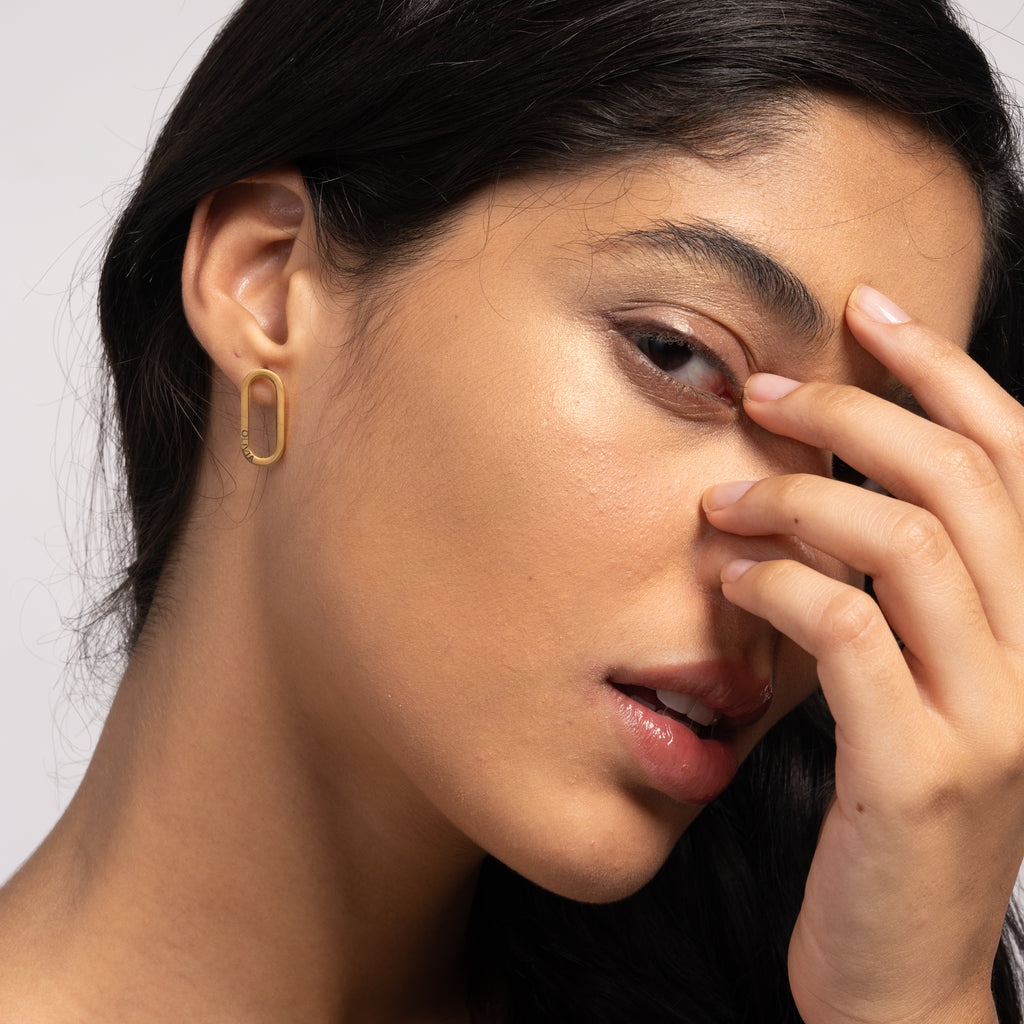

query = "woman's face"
268;99;983;900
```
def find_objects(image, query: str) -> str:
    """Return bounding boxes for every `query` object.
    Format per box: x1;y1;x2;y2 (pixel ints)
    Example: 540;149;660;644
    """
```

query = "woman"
2;0;1023;1020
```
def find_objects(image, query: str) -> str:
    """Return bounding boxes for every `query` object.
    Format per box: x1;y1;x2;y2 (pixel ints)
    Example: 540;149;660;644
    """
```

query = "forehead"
459;98;985;350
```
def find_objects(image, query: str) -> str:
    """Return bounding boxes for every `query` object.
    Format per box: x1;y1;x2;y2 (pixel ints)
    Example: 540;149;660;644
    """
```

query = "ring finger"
742;378;1024;649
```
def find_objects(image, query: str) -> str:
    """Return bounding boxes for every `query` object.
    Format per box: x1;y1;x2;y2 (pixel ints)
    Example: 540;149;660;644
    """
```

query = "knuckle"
884;506;949;570
992;736;1024;788
905;739;1022;821
881;734;970;817
928;436;998;492
897;765;967;821
815;587;880;650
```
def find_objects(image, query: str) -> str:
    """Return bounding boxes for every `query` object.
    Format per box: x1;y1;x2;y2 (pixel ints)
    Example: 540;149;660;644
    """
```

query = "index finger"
846;284;1024;509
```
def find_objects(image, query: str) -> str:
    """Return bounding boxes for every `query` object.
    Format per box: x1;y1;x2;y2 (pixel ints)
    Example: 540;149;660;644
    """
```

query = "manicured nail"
744;373;801;402
703;480;756;512
721;559;759;583
850;284;911;325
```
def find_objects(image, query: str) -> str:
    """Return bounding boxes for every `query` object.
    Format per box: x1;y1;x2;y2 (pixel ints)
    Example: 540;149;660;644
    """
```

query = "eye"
631;327;736;405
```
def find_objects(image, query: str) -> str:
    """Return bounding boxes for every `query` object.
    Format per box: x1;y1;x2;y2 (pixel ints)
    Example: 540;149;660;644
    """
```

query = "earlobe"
181;167;311;393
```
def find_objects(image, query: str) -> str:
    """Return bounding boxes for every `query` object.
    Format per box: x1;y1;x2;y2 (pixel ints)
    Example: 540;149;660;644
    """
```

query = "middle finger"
741;375;1024;649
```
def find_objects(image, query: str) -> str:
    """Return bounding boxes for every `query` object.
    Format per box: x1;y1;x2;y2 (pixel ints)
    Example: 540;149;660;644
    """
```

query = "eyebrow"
591;218;836;346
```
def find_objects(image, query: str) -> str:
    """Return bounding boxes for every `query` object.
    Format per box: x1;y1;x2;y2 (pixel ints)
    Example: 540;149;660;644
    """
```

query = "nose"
693;516;822;587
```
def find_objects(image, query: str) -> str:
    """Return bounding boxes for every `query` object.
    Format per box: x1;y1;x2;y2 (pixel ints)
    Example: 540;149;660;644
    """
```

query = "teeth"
656;690;719;726
687;699;718;726
656;690;695;716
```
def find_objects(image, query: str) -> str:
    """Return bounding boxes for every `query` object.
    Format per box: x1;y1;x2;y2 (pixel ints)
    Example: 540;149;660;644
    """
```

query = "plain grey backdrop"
4;0;1024;880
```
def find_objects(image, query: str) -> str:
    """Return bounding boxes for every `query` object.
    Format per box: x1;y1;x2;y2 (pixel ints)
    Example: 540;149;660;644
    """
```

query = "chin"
545;864;666;905
495;799;695;905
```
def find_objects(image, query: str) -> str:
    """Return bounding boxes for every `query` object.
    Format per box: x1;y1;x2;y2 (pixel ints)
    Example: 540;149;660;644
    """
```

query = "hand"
702;285;1024;1024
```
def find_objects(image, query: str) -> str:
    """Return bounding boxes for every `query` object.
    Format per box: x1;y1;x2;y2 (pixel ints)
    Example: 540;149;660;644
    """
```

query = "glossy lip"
609;660;774;727
604;660;773;806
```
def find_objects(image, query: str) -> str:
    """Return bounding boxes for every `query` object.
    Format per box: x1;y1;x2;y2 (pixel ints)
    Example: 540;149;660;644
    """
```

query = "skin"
0;97;1022;1023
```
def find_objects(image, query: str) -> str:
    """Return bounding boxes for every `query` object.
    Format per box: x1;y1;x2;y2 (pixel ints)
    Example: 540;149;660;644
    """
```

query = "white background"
3;0;1024;880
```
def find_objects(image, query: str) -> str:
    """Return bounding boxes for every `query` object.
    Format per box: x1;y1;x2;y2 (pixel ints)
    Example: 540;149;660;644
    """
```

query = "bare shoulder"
0;863;82;1024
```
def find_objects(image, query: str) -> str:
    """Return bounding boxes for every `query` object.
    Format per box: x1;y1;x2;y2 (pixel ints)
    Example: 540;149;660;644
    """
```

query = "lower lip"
608;688;740;805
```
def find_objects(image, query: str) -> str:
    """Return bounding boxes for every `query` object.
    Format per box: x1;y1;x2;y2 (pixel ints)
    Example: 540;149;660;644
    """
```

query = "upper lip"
606;659;773;729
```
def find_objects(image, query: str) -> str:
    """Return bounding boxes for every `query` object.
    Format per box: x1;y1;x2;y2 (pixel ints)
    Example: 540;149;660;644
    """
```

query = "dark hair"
97;0;1024;1020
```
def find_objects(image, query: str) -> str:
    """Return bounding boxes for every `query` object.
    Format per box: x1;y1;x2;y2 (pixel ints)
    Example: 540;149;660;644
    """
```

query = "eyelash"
625;324;740;406
618;319;878;488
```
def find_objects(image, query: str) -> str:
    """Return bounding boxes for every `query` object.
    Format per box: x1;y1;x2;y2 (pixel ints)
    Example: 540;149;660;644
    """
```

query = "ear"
181;167;312;398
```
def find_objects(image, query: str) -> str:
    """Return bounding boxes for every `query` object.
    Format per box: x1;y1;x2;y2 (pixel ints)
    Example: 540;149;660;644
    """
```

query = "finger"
719;557;915;753
705;476;992;709
742;378;1024;650
846;284;1024;508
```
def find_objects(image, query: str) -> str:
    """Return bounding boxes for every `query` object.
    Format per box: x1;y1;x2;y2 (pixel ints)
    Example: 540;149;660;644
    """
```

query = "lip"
609;660;773;727
604;660;773;806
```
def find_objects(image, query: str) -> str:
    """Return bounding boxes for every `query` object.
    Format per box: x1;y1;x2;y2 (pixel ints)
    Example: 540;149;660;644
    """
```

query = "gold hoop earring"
240;369;286;466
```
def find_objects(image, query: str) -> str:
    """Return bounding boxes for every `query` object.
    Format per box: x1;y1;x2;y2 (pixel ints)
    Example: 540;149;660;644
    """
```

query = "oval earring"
240;368;286;466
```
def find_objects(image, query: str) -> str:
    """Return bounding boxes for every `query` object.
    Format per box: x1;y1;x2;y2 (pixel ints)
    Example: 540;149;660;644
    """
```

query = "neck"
0;516;485;1023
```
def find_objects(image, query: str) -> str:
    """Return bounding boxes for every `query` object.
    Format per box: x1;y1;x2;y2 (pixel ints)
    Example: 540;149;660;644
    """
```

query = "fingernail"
744;373;801;402
703;480;756;512
850;284;912;325
721;558;759;583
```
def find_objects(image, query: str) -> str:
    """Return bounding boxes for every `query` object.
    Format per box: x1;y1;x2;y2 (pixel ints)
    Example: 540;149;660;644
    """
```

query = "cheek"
290;313;723;730
311;308;845;674
290;294;850;710
270;302;850;894
326;332;680;640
